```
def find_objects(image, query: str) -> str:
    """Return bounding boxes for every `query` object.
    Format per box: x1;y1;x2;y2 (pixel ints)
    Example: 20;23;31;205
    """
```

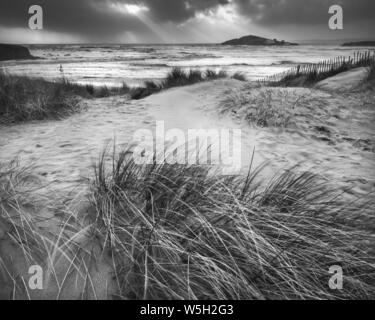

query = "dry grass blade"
90;147;375;300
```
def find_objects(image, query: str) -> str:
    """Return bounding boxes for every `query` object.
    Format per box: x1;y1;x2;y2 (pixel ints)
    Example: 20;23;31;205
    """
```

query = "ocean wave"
275;60;296;65
175;53;219;60
130;63;169;68
79;46;120;50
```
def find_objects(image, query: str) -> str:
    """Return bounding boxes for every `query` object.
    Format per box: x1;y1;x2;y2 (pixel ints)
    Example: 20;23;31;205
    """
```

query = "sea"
0;44;373;87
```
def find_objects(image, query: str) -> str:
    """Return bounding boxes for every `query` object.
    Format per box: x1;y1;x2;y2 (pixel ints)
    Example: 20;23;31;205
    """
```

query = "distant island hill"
222;35;298;46
342;41;375;47
0;43;36;61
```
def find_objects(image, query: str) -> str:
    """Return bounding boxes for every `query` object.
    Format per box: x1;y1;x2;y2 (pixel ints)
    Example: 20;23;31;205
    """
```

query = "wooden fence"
258;51;375;85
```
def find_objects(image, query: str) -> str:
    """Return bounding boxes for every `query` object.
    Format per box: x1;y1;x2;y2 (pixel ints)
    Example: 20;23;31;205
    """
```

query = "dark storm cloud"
234;0;375;26
0;0;230;36
0;0;373;38
0;0;148;36
135;0;230;22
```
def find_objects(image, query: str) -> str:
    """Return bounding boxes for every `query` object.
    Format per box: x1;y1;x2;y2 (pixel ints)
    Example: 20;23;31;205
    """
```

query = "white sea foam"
1;44;371;87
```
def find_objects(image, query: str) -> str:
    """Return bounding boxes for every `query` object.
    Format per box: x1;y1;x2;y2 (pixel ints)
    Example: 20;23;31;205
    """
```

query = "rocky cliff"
0;44;35;61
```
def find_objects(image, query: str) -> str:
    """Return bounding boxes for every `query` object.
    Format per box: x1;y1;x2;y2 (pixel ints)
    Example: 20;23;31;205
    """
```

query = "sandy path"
0;80;245;193
1;77;374;196
0;96;153;193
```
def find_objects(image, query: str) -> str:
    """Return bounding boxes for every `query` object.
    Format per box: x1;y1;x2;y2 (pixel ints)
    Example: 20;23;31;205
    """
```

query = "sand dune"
0;73;374;299
315;67;369;92
0;75;374;209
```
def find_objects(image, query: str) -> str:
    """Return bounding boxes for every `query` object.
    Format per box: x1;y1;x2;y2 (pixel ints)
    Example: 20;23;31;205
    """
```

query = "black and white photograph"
0;0;374;303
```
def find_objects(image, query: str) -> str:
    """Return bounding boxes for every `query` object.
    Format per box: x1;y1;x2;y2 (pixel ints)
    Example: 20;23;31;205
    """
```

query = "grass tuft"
0;71;130;124
232;72;247;82
0;72;80;124
221;88;307;128
90;147;375;300
0;160;114;300
130;68;234;100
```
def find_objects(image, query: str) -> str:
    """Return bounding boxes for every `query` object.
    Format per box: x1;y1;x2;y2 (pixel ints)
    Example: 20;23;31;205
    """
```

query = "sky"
0;0;374;44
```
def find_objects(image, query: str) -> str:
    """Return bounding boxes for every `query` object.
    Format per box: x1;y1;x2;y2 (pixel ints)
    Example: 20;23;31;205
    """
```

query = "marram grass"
90;148;375;300
1;150;374;299
130;67;246;100
0;71;129;124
